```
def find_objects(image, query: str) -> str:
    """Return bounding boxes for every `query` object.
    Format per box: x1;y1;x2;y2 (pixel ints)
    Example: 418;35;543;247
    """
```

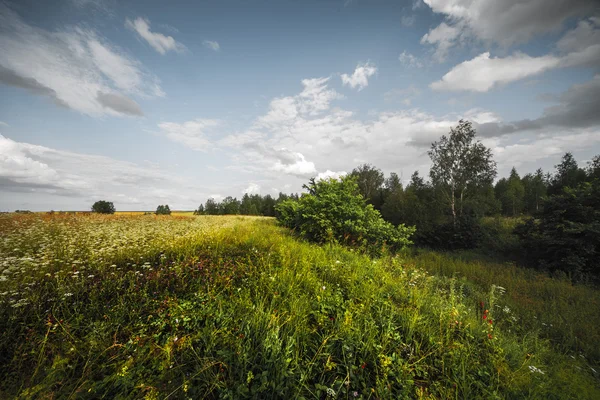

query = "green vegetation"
1;213;599;398
155;204;172;215
92;200;116;214
276;176;414;254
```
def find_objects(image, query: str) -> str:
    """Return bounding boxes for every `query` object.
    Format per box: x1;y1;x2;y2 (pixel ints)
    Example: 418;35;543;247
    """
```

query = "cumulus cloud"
202;40;220;51
420;22;463;62
157;119;219;151
316;170;347;181
431;52;561;92
421;0;593;56
341;62;377;91
272;152;317;177
244;183;261;195
125;17;185;55
431;18;600;93
257;77;342;129
0;5;161;116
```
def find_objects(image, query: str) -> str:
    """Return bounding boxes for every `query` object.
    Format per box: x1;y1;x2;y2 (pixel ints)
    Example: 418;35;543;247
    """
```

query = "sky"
0;0;599;211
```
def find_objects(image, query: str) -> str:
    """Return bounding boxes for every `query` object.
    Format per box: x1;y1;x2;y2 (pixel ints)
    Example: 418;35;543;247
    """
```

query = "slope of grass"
1;214;599;399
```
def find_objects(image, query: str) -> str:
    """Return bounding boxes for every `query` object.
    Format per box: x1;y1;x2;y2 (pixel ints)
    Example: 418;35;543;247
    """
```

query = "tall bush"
275;176;414;254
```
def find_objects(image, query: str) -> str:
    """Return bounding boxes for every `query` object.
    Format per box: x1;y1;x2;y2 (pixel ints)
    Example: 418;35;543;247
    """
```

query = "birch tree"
428;120;496;226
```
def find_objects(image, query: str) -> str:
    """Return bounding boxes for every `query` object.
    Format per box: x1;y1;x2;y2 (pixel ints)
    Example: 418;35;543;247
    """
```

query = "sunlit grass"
1;214;599;398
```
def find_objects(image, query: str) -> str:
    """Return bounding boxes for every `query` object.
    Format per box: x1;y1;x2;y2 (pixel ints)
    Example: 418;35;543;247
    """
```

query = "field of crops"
1;213;599;399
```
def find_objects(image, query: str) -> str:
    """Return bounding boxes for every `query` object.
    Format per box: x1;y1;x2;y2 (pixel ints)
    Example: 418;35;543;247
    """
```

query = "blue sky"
1;0;599;211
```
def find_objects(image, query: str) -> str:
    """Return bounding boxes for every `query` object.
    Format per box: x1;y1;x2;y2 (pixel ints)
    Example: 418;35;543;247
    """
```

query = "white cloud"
422;0;593;56
0;121;8;127
398;51;423;68
430;52;561;92
420;22;463;62
341;62;377;91
157;119;219;151
125;17;185;55
430;18;600;93
0;5;161;116
202;40;220;51
0;134;215;210
272;152;317;177
316;170;347;181
258;77;342;129
243;183;261;195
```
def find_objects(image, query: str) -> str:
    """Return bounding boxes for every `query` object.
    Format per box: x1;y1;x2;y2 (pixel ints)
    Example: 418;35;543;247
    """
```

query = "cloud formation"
341;62;377;91
398;51;423;68
157;119;219;151
0;134;214;210
125;17;185;55
0;4;162;117
431;52;561;92
422;0;593;56
431;17;600;92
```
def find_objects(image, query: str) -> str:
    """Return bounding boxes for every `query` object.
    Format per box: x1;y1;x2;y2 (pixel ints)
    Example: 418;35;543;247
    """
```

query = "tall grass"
1;214;599;398
404;249;600;368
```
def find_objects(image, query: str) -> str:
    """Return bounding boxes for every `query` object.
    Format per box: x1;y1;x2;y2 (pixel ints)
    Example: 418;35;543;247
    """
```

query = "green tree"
516;180;600;281
276;176;414;254
522;168;547;213
91;200;115;214
428;120;497;225
350;164;385;208
155;205;171;215
496;167;524;216
549;152;587;195
204;198;220;215
194;204;205;215
587;155;600;181
261;194;276;216
240;194;252;215
221;197;240;215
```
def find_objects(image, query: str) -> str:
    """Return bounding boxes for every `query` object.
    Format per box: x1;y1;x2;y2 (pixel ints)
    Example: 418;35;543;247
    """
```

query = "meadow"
1;213;599;399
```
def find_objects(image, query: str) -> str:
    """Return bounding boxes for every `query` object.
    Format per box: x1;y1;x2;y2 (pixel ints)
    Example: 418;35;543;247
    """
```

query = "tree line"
193;193;299;217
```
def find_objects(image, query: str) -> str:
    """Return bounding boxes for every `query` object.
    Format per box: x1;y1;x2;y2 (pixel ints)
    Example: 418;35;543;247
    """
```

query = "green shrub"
275;176;414;254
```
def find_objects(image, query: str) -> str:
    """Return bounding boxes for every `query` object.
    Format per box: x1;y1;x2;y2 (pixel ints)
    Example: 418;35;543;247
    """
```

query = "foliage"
429;120;497;225
155;204;171;215
276;176;414;254
515;180;600;281
495;167;525;216
221;196;241;215
416;214;484;250
91;200;115;214
548;152;588;195
350;163;385;209
522;168;548;214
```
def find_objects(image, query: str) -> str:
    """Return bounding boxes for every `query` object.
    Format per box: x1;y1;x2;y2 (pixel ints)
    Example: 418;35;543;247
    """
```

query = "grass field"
1;213;599;398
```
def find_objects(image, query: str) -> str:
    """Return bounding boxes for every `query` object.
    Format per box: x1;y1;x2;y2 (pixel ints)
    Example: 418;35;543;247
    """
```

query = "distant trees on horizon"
91;200;115;214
